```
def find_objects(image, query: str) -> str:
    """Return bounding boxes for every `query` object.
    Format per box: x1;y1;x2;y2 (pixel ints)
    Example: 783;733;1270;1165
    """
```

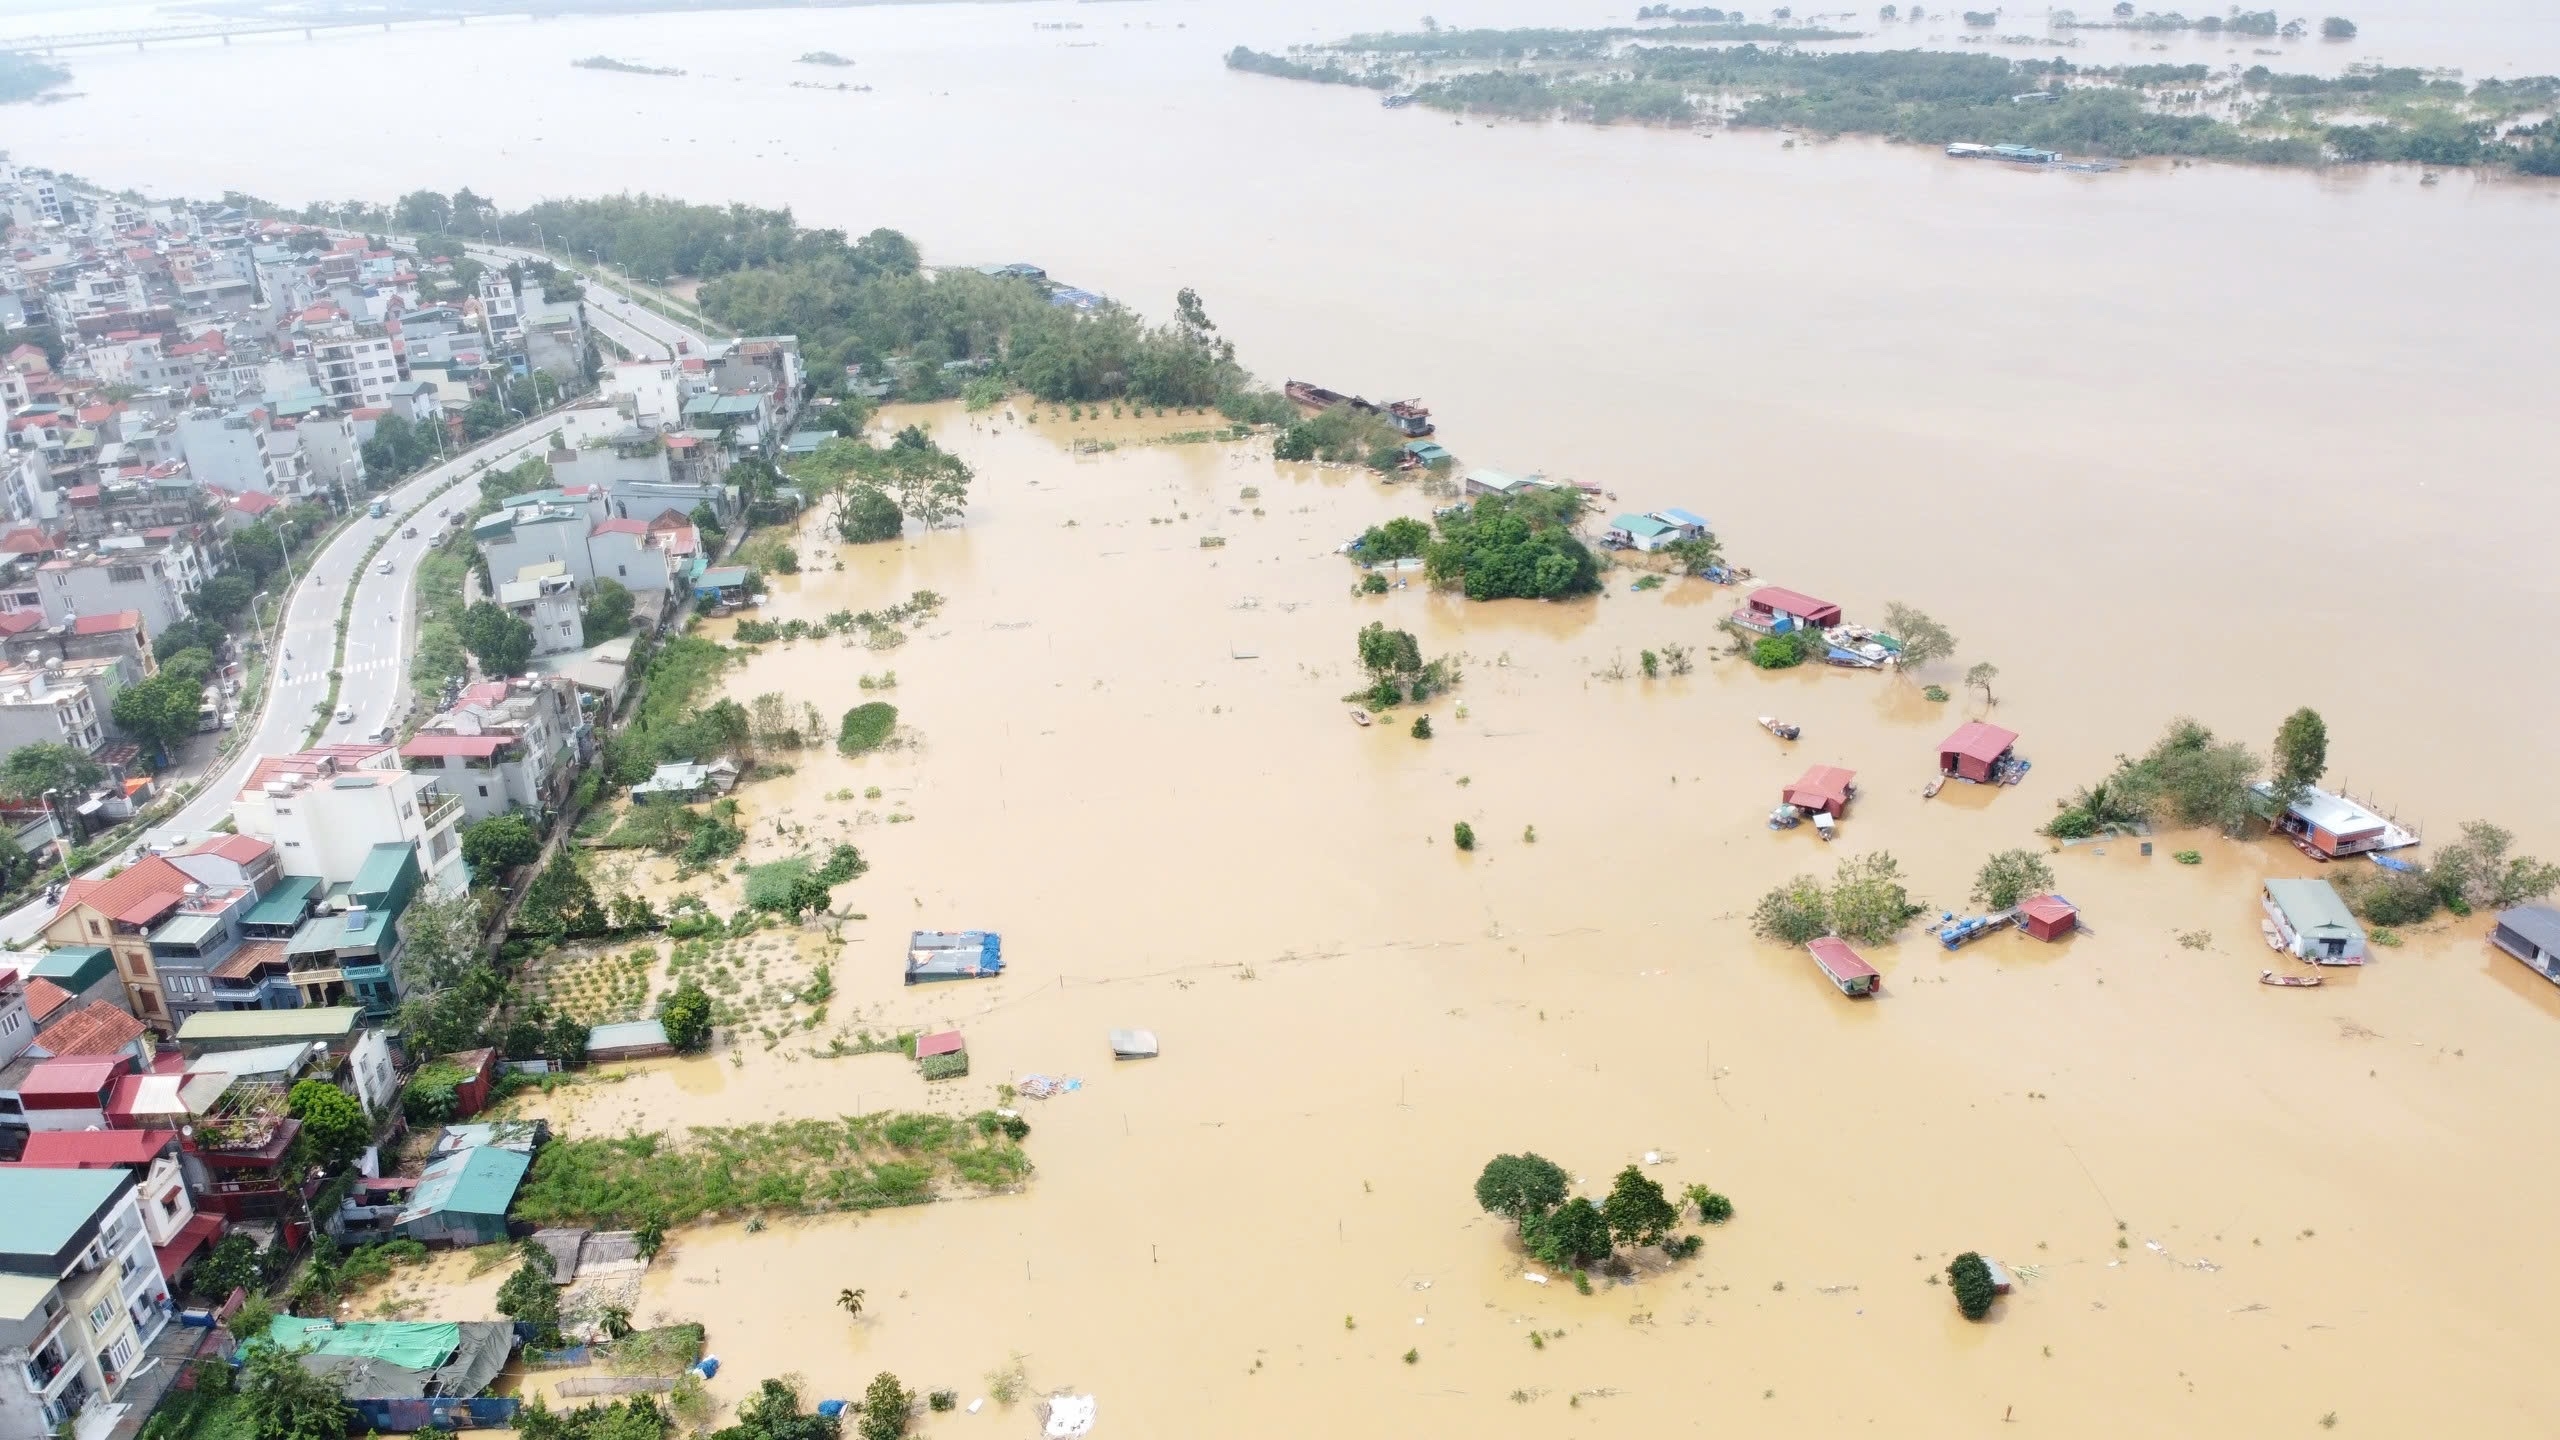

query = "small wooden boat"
2259;969;2323;988
1758;715;1801;741
1922;777;1945;800
1349;708;1372;727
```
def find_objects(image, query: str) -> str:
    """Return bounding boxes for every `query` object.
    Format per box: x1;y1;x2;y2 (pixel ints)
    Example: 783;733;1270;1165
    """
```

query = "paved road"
464;242;718;360
0;274;709;946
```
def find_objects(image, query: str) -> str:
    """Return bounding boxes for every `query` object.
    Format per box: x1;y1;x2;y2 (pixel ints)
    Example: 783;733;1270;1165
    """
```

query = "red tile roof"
0;525;63;554
915;1030;965;1058
12;1129;178;1169
229;490;280;515
37;1001;148;1059
56;854;192;931
1748;586;1841;623
591;517;648;537
70;610;141;636
1784;765;1857;816
0;611;41;637
23;978;73;1022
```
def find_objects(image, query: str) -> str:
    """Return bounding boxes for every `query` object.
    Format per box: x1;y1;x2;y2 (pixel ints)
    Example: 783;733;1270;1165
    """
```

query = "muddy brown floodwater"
409;405;2560;1438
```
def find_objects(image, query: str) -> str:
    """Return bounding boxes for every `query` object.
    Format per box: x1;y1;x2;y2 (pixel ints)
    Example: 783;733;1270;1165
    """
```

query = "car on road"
334;705;354;723
401;525;417;538
366;725;395;744
376;560;395;574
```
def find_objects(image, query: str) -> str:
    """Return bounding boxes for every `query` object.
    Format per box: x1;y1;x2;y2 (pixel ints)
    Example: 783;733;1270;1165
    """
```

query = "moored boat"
2259;969;2323;988
1758;715;1801;741
1349;708;1372;727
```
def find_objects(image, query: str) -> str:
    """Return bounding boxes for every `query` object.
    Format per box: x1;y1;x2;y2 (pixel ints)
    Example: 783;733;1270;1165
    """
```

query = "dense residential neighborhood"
0;159;815;1440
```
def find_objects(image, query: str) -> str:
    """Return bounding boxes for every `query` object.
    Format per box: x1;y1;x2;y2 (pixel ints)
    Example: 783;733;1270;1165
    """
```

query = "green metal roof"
148;913;225;949
31;945;112;992
350;843;414;907
0;1169;128;1270
177;1006;360;1042
245;876;322;929
2265;878;2362;936
286;914;350;958
399;1145;528;1223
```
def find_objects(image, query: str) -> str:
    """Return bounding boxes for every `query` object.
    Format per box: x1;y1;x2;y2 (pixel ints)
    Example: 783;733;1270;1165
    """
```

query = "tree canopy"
2272;707;2328;800
239;1333;355;1440
1424;489;1599;601
460;602;536;678
1473;1152;1569;1223
287;1080;370;1168
1881;601;1956;669
113;671;205;762
463;814;541;875
0;741;102;801
1970;849;2055;911
659;980;713;1052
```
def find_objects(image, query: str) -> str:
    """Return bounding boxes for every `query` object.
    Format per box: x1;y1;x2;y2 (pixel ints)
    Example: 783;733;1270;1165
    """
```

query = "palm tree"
837;1288;865;1320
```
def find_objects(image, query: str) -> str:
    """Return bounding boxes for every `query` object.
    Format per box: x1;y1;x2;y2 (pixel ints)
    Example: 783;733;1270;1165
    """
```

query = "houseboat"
1939;721;2024;785
1730;585;1843;636
1991;144;2059;164
2260;878;2368;965
1386;400;1434;437
2251;783;2419;859
2488;904;2560;985
1806;937;1879;997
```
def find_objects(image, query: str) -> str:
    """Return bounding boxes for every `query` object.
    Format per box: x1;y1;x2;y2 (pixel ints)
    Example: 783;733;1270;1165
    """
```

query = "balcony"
421;789;463;828
24;1339;70;1392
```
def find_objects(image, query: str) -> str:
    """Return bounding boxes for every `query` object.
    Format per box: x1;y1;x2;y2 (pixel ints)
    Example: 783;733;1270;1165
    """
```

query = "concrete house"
229;744;467;896
0;1168;176;1438
497;564;584;657
401;676;584;824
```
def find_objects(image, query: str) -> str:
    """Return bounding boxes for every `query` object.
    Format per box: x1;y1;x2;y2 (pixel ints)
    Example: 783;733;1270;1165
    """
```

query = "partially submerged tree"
2271;706;2328;808
1750;874;1831;946
496;1259;564;1346
1947;1251;1998;1320
1964;661;1999;705
658;980;713;1052
1602;1165;1679;1249
1473;1153;1569;1225
1971;849;2056;912
1828;851;1924;944
1881;601;1956;670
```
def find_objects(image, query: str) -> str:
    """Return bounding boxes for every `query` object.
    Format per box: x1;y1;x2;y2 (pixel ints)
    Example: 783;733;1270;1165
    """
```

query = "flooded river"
19;1;2559;1433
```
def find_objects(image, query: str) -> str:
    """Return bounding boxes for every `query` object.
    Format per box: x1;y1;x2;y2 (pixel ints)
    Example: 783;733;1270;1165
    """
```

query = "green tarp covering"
269;1317;460;1373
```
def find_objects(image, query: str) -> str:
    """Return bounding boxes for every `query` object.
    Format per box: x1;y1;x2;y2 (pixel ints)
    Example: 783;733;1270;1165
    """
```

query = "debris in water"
1524;1272;1550;1286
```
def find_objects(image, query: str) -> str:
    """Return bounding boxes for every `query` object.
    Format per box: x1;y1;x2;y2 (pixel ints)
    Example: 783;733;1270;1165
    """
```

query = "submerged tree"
1880;601;1957;670
1474;1153;1569;1226
1602;1165;1679;1249
1947;1251;1998;1320
2271;706;2328;807
1751;874;1831;945
1971;848;2056;912
1964;661;1999;705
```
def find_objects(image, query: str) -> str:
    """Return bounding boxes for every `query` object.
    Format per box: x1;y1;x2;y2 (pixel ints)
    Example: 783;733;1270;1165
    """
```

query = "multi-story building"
230;744;467;896
476;271;521;346
0;1167;174;1438
32;542;195;635
400;675;585;825
0;662;104;757
172;406;305;498
39;856;234;1029
8;1130;216;1292
305;326;402;410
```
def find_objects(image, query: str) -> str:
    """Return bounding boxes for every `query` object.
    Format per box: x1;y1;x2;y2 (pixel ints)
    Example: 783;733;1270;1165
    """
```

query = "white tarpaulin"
1041;1394;1096;1438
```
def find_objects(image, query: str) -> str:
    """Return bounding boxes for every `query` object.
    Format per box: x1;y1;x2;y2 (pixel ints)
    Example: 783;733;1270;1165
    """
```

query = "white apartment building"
0;1169;174;1440
231;745;469;896
307;328;402;409
0;661;105;756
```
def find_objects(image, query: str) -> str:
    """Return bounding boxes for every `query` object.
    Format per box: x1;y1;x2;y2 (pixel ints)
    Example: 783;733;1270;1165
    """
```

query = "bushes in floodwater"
838;702;898;754
1948;1252;1998;1320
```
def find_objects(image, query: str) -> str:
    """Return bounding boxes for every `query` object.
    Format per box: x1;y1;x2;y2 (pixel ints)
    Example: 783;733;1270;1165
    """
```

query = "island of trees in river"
1226;25;2560;174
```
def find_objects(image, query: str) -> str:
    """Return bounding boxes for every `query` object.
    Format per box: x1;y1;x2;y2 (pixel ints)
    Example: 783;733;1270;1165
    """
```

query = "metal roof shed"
395;1146;530;1247
1747;586;1843;628
585;1019;673;1062
1938;722;2021;783
1784;765;1858;818
2018;893;2078;941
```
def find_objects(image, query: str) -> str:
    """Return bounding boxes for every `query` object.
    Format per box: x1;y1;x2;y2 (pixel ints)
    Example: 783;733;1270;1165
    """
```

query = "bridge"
0;13;510;56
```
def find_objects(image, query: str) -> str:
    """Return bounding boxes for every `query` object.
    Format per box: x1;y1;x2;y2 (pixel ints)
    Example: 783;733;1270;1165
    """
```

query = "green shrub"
2173;849;2202;865
838;702;898;754
1752;635;1805;669
1453;821;1476;851
1947;1251;1997;1320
